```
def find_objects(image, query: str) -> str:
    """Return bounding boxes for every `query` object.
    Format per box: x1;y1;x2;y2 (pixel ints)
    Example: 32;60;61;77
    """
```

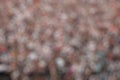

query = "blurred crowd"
0;0;120;80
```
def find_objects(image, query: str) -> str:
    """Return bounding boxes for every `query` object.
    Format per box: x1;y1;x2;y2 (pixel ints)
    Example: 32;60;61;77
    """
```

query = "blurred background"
0;0;120;80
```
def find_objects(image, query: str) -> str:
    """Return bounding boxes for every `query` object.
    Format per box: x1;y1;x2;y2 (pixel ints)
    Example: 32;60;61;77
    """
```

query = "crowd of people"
0;0;120;80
